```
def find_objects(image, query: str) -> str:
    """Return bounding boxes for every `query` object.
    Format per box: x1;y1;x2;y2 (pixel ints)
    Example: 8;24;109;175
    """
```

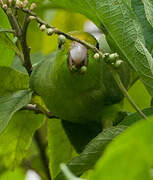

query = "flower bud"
30;2;36;10
113;60;123;68
108;53;119;62
2;4;8;10
39;24;46;31
80;66;87;73
16;0;23;8
0;0;3;6
8;0;12;6
46;28;54;36
23;0;28;8
94;53;100;60
29;15;36;20
58;35;66;45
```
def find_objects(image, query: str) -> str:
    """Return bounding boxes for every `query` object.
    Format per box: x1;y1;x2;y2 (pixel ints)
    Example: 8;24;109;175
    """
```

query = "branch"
0;28;15;34
34;130;52;180
20;13;33;75
18;7;104;56
5;8;22;37
22;104;58;119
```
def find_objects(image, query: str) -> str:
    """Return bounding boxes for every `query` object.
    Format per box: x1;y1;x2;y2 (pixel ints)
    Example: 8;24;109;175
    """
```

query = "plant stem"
34;130;52;180
5;8;22;37
19;7;103;56
20;13;33;75
110;67;147;119
22;104;57;119
0;28;15;34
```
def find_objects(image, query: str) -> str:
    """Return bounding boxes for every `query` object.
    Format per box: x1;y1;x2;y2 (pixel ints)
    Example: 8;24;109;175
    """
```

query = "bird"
30;31;130;126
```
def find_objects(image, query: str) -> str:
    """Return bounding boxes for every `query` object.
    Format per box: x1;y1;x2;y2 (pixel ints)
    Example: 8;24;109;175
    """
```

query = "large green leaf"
120;107;153;126
50;0;153;97
0;67;29;96
131;0;153;51
142;0;153;29
0;168;25;180
48;118;76;180
0;32;21;56
55;126;127;180
0;8;14;66
89;118;153;180
123;80;151;113
0;90;32;133
0;110;44;169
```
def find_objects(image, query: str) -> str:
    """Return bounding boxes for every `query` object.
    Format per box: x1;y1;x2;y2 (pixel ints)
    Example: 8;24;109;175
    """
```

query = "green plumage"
30;32;130;124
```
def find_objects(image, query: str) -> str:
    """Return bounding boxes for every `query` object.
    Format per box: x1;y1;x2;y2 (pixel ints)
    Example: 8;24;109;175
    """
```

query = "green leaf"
131;0;153;51
0;8;11;29
50;0;153;97
0;32;21;56
55;126;127;180
120;107;153;126
60;164;84;180
0;90;32;133
123;80;151;113
48;118;76;180
0;168;26;180
89;117;153;180
0;67;29;96
0;8;14;66
12;52;46;74
142;0;153;29
0;110;44;168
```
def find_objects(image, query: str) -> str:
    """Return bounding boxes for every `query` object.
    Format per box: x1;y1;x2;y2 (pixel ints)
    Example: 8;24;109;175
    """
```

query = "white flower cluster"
0;0;36;10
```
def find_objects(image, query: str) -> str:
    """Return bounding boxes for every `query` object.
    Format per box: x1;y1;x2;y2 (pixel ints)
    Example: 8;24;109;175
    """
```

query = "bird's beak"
68;42;88;69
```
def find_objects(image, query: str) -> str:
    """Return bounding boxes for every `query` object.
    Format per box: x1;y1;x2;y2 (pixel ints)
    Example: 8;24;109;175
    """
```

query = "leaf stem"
110;67;147;119
0;28;15;34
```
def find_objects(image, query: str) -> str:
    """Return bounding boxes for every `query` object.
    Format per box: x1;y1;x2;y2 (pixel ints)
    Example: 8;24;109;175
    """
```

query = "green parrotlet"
30;31;130;124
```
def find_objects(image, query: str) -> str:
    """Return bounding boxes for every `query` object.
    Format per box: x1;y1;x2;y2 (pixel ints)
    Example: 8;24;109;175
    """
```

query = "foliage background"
0;0;153;180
